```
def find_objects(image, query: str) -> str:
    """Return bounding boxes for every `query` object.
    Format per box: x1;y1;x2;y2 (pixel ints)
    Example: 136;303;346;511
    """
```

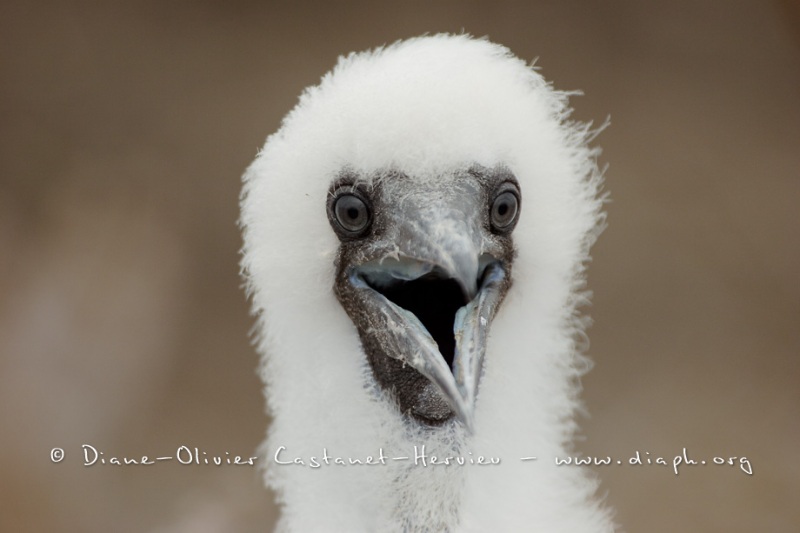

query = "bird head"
240;34;609;531
328;165;518;431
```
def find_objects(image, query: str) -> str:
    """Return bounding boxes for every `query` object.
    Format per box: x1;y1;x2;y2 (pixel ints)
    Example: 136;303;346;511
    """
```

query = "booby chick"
240;34;615;532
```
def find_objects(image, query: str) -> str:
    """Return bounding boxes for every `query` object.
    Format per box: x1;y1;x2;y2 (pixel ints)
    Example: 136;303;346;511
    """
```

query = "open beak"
347;241;506;432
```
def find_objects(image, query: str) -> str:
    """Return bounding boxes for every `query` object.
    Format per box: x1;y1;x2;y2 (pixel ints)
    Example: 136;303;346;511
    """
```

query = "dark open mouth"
370;271;469;370
347;255;506;430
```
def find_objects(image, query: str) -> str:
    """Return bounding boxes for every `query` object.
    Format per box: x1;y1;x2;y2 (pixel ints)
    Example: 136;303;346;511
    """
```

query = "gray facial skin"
329;166;519;431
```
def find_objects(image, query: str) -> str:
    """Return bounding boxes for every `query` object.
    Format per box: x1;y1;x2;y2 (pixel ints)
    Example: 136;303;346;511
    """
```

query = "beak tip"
455;404;476;434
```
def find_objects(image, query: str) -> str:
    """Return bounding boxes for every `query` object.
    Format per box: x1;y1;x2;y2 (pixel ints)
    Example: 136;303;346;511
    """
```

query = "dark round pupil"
334;193;370;234
491;190;518;230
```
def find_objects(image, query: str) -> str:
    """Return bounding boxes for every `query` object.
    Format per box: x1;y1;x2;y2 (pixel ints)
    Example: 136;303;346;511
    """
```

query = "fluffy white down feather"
240;34;615;532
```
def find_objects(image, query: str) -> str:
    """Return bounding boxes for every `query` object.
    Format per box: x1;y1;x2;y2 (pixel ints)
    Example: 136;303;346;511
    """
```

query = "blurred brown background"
1;1;798;532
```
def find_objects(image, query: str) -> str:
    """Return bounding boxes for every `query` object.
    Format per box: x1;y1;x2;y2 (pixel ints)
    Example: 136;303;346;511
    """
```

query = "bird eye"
332;193;372;237
490;185;520;233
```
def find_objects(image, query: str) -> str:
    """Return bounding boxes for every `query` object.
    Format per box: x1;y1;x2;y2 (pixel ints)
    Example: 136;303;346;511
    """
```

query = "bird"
240;34;615;532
